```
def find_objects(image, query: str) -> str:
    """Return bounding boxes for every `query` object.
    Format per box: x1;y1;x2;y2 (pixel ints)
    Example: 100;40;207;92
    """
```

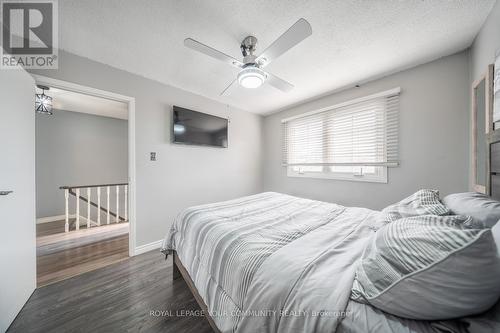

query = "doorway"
32;75;136;286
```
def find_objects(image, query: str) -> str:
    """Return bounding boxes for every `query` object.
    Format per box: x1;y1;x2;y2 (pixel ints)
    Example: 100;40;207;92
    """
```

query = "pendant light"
35;85;53;115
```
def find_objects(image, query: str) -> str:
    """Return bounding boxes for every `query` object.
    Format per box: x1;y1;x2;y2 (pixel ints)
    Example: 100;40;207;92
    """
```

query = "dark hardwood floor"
8;250;213;333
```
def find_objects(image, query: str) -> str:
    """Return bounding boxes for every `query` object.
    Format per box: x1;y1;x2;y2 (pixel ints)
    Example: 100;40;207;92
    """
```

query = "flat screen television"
172;106;228;148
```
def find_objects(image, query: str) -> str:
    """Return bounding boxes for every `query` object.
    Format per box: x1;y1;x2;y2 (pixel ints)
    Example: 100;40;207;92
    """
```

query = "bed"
162;192;488;333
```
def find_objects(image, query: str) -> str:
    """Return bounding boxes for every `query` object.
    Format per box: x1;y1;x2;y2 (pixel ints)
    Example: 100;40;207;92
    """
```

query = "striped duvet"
162;192;382;333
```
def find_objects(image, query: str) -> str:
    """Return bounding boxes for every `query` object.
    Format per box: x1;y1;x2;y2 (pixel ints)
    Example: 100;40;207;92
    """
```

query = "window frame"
282;88;400;184
286;165;388;183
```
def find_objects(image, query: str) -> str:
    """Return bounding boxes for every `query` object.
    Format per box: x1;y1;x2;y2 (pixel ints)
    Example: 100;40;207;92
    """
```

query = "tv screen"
172;106;228;148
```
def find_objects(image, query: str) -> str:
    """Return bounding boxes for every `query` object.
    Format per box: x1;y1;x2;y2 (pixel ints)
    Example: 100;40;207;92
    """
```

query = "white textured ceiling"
37;87;128;119
58;0;495;115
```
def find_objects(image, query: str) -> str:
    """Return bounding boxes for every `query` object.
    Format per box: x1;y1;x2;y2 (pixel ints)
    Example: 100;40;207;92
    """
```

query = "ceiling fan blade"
265;72;294;92
184;38;243;69
220;79;238;96
256;18;312;67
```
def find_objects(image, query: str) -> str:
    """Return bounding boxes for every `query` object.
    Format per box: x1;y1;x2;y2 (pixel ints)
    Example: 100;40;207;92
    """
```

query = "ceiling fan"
184;18;312;96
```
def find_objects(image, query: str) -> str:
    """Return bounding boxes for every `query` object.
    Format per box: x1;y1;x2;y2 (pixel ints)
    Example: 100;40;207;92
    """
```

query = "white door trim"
31;74;138;257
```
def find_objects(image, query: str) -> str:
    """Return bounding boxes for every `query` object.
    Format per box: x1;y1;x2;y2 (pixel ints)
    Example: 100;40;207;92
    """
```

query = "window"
282;88;400;183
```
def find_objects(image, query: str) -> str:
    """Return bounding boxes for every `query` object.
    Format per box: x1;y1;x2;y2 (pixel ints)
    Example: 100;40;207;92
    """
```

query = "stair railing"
59;183;128;232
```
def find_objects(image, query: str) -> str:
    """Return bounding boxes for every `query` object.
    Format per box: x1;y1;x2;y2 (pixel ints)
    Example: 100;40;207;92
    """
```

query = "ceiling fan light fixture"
237;67;266;89
184;18;311;95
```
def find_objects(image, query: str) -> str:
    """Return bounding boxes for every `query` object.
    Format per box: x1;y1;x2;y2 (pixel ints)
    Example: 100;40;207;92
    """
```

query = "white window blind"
282;88;400;168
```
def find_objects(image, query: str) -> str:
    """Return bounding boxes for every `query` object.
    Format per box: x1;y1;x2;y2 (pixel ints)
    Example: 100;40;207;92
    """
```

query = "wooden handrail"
68;189;126;222
60;182;128;190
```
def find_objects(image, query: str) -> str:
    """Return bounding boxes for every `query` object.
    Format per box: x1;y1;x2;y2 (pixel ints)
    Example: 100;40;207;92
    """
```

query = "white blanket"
162;192;382;333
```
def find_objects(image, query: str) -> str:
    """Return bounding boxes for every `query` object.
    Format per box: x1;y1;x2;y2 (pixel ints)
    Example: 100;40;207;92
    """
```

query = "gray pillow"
443;192;500;228
351;215;500;320
377;189;450;224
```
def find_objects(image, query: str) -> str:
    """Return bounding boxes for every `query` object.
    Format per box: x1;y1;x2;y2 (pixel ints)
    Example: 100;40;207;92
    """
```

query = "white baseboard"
134;239;163;255
36;214;96;226
37;214;75;224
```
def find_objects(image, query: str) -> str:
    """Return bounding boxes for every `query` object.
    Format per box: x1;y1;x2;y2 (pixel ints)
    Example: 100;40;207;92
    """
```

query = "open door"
0;67;36;332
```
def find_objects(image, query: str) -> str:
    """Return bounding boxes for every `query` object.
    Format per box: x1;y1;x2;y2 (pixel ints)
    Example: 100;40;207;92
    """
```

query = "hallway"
36;220;129;287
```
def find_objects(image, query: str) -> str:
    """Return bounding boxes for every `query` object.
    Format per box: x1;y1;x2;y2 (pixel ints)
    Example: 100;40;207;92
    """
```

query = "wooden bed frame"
172;251;222;333
489;130;500;199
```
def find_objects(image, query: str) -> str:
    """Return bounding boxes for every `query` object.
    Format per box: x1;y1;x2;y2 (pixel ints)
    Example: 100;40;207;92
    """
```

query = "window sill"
286;168;388;183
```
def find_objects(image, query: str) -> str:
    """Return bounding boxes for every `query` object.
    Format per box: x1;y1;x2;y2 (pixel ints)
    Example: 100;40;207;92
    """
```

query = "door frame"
31;74;137;257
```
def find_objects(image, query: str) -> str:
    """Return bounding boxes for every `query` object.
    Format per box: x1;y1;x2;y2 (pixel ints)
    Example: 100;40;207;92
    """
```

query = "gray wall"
470;0;500;85
262;51;470;210
36;110;128;218
30;50;263;247
469;0;500;188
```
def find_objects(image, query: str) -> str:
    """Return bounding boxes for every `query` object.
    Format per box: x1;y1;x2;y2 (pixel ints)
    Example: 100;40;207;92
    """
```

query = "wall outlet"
150;152;156;161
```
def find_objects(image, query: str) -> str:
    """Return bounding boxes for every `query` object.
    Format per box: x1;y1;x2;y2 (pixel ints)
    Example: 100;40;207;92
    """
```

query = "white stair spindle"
97;187;101;226
115;186;120;223
106;186;110;225
64;189;69;232
124;185;128;221
76;188;80;230
87;188;91;228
